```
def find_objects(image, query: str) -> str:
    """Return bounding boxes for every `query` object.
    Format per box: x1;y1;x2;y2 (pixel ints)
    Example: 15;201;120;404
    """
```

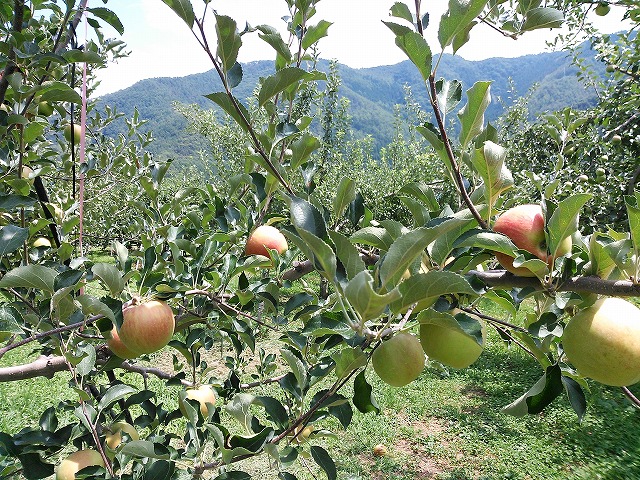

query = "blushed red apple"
245;225;288;258
106;325;140;359
118;299;174;354
493;204;571;276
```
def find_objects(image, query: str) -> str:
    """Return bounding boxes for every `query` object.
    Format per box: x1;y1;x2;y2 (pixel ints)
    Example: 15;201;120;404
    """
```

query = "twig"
622;386;640;409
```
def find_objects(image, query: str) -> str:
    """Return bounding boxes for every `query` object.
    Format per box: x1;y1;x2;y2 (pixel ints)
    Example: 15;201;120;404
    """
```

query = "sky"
93;0;628;96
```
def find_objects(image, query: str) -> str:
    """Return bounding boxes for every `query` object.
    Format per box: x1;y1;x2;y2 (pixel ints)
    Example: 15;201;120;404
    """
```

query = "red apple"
245;225;288;258
56;449;104;480
106;325;140;359
493;204;571;276
118;299;174;354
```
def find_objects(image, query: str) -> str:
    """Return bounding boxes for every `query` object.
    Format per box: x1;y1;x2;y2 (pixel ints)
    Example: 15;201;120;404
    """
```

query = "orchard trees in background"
1;1;640;480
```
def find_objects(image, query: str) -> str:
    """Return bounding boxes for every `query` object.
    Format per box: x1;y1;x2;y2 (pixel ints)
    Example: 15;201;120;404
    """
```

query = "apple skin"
179;385;217;418
106;326;140;359
63;124;81;143
105;421;139;450
372;333;425;387
562;297;640;386
245;225;288;258
56;449;104;480
493;204;571;276
419;320;486;369
118;299;175;354
32;237;51;248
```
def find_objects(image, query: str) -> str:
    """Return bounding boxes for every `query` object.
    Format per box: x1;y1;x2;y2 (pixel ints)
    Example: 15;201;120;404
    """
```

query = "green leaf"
302;20;332;50
521;7;564;32
458;81;491;150
435;78;462;122
502;364;564;416
328;231;365;281
0;224;28;256
215;14;242;73
333;177;356;220
39;83;81;103
161;0;194;28
259;67;312;107
75;343;97;376
439;0;489;50
310;446;337;480
625;195;640;275
562;375;586;421
380;226;443;290
257;25;292;63
0;305;23;340
345;270;400;321
288;196;328;240
471;141;513;209
391;270;476;314
0;193;37;210
399;182;440;211
0;265;57;292
121;440;171;460
281;349;308;390
226;393;256;432
429;206;488;264
393;31;432;82
350;226;395;252
18;453;54;480
547;193;591;259
453;229;518;256
87;7;124;34
416;124;452;179
61;50;104;64
390;2;414;22
98;384;136;412
213;472;252;480
289;132;320;170
332;347;367;380
205;92;250;132
91;263;125;296
353;370;380;413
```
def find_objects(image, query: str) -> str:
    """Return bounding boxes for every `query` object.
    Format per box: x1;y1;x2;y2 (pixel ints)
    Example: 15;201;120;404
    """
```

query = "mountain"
97;45;603;163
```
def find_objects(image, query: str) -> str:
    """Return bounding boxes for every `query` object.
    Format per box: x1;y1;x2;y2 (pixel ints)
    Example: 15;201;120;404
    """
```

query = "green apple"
245;225;288;258
56;449;104;480
493;204;572;276
611;134;622;145
63;124;81;143
419;314;486;369
372;333;425;387
595;2;610;16
105;421;139;450
563;297;640;386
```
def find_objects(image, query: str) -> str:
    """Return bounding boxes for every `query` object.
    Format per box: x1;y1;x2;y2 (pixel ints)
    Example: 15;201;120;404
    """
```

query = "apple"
56;449;104;480
493;204;571;276
419;315;486;369
105;421;139;450
595;2;610;16
37;101;54;116
118;299;174;354
611;134;622;145
373;444;388;457
64;124;81;143
32;237;51;248
372;333;425;387
562;297;640;386
106;325;140;359
245;225;288;258
179;384;217;418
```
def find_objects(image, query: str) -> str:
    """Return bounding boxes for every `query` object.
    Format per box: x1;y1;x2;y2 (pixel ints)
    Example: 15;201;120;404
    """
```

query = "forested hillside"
98;44;603;164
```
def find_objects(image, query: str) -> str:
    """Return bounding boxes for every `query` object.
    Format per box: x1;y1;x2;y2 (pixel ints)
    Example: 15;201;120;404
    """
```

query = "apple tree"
1;0;640;479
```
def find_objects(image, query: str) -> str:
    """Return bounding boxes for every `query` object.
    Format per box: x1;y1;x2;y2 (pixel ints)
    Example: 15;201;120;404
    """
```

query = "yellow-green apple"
106;326;140;359
64;124;81;143
245;225;288;258
56;449;104;480
32;237;51;248
419;314;486;369
179;384;217;417
562;297;640;386
37;101;54;116
118;299;174;354
372;333;425;387
105;421;139;450
493;204;571;276
595;2;610;15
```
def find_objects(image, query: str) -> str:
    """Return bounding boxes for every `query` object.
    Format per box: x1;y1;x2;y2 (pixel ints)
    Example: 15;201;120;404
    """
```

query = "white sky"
94;0;628;96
